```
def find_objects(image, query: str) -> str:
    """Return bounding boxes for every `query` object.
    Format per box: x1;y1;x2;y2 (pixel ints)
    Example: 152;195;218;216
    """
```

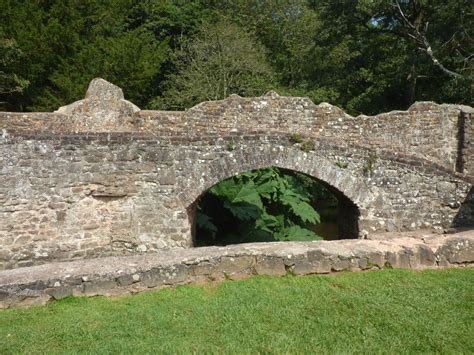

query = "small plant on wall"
363;152;377;177
289;133;315;153
226;142;236;151
289;133;304;144
335;161;348;169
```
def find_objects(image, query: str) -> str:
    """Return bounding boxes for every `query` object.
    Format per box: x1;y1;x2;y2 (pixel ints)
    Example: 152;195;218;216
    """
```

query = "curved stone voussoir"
178;145;375;210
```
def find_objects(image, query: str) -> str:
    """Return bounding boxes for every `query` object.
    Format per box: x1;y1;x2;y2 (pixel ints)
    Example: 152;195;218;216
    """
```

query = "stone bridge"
0;78;473;270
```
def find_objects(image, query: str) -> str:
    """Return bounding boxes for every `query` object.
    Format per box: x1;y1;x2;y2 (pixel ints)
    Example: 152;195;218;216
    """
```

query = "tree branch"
393;0;470;80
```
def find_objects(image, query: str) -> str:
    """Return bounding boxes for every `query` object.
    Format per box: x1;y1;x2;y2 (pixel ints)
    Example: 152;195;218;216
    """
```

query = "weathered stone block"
116;273;141;286
437;238;474;264
305;249;333;273
188;261;217;280
366;251;386;268
45;286;77;300
213;256;255;279
141;264;188;288
385;250;411;269
331;258;352;271
291;255;314;275
0;289;12;302
415;245;437;267
157;169;176;185
83;280;116;296
254;256;287;276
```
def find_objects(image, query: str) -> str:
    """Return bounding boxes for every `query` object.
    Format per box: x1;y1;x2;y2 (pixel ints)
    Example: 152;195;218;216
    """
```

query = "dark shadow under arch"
312;178;360;239
451;186;474;230
178;145;376;245
190;166;360;246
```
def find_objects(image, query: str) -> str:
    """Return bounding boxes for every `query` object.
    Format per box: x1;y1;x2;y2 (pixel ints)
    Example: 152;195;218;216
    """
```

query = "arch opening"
192;166;359;247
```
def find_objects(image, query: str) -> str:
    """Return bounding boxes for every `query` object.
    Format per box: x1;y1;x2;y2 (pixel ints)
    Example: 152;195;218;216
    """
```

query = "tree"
1;0;471;112
0;0;172;111
358;0;473;106
215;0;472;113
0;38;29;109
43;29;169;109
153;18;276;110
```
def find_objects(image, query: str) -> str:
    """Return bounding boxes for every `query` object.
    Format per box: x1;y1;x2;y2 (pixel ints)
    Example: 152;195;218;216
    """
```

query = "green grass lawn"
0;269;472;353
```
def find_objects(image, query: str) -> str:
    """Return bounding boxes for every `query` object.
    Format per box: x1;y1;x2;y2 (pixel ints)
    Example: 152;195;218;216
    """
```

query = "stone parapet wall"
0;231;472;308
0;96;468;171
126;98;466;171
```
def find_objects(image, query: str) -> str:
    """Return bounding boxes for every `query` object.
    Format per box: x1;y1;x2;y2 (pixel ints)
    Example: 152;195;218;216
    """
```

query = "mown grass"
0;269;473;354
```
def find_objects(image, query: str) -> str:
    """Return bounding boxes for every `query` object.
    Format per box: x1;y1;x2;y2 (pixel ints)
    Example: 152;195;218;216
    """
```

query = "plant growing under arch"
196;167;330;246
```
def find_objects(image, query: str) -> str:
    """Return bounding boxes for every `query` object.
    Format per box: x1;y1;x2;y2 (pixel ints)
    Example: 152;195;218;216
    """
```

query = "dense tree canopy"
0;0;472;113
152;18;275;109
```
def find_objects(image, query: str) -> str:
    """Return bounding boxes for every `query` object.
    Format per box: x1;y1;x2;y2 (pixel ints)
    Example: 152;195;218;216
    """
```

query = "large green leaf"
256;180;277;199
231;181;263;209
211;179;263;221
274;225;322;241
196;213;217;233
255;211;282;233
223;201;262;221
280;194;320;224
211;180;263;208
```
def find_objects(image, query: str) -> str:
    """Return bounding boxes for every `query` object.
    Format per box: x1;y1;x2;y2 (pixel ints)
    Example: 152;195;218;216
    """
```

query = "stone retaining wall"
0;231;472;308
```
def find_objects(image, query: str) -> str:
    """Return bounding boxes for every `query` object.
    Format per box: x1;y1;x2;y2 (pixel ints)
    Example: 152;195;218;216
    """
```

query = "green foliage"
363;151;378;176
0;39;29;96
47;29;169;109
195;210;217;233
0;0;471;112
289;132;304;144
226;142;236;151
197;167;322;245
355;0;473;106
299;140;315;153
152;18;276;110
335;161;348;169
289;133;315;152
0;0;174;111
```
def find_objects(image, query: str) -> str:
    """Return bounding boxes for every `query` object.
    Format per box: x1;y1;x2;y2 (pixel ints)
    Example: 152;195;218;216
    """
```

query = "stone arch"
178;145;376;241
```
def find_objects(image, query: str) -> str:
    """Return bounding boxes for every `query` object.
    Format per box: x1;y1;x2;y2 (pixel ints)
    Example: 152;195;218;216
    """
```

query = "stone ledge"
0;231;472;308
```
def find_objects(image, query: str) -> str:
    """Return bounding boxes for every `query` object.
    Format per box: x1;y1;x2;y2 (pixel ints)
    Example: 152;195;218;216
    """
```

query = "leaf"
255;211;282;233
256;180;277;199
231;181;263;209
274;225;323;242
196;213;217;233
211;180;263;209
223;201;262;221
210;179;239;200
284;174;313;200
280;194;320;224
